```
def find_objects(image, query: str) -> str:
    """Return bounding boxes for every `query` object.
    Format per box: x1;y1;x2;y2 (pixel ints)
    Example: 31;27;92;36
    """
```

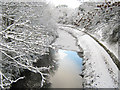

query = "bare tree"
0;1;57;89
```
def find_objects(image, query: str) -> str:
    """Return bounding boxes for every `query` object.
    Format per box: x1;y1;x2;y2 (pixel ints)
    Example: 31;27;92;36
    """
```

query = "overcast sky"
47;0;120;8
45;0;113;8
46;0;82;8
2;0;120;9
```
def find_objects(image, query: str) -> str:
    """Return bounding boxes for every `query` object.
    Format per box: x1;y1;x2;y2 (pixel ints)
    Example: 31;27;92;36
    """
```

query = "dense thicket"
0;2;57;89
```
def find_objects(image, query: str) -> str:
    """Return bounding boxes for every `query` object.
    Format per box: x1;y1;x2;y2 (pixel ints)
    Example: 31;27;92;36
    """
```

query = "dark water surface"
49;49;83;88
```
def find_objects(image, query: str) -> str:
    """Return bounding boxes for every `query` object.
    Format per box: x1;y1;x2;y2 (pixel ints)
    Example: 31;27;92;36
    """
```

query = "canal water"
49;49;83;88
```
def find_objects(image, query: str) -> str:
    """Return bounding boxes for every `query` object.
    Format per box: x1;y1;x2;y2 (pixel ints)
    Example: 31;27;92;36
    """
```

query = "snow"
0;2;57;89
93;24;118;59
58;25;118;88
52;28;80;52
100;41;118;59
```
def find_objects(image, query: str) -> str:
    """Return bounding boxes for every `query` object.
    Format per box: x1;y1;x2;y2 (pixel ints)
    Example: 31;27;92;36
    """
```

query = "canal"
49;49;83;88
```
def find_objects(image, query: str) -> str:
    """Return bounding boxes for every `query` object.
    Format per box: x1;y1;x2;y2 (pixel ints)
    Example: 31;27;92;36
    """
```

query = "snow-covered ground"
52;28;81;52
50;28;83;88
92;23;118;59
57;25;118;88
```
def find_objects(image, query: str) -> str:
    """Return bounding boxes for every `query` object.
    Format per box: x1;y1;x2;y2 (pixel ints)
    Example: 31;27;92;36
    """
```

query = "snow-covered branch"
1;2;57;89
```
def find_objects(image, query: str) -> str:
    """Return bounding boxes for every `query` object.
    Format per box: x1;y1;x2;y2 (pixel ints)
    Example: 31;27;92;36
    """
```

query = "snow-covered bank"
50;27;83;88
52;29;81;52
89;23;118;59
59;25;118;88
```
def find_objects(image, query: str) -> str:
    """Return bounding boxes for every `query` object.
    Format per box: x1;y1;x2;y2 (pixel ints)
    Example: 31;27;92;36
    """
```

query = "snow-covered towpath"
56;25;118;88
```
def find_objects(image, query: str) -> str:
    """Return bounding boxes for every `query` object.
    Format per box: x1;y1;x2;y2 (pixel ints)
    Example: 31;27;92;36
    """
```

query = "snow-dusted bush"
56;1;119;44
54;5;76;25
0;1;57;89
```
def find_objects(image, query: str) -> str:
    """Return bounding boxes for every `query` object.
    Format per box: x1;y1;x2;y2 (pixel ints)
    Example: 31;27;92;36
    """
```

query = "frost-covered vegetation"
0;0;119;89
0;1;57;89
54;1;119;88
56;1;119;58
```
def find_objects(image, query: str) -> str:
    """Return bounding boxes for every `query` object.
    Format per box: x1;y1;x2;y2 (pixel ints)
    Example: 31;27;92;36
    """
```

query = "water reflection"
10;48;83;88
49;49;83;88
60;50;82;69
